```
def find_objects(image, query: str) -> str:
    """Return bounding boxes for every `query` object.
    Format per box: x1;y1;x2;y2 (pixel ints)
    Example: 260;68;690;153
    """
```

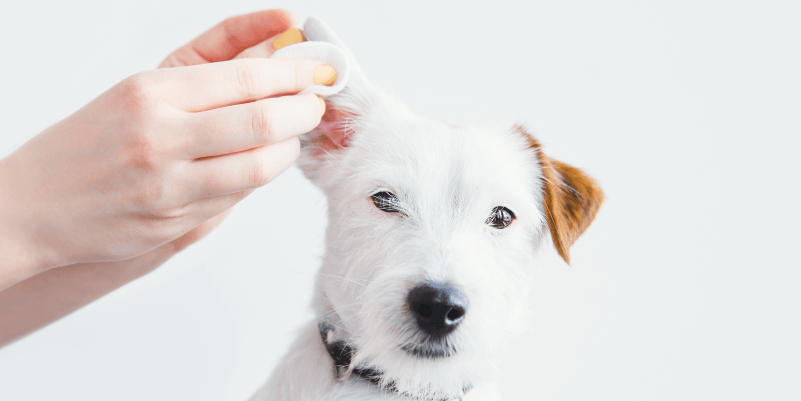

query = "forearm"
0;243;174;348
0;234;45;292
0;157;51;291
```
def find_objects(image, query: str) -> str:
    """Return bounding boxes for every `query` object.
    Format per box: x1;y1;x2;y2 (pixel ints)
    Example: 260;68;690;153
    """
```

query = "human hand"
108;9;310;280
143;11;309;275
0;9;326;289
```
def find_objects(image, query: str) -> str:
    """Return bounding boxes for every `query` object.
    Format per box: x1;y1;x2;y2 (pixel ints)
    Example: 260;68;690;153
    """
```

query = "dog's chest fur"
250;321;501;401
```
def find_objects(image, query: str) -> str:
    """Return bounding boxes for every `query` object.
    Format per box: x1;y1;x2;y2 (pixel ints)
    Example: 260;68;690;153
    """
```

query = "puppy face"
298;29;603;400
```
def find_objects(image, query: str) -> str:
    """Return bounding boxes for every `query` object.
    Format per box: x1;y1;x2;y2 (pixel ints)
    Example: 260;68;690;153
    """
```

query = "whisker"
317;273;368;287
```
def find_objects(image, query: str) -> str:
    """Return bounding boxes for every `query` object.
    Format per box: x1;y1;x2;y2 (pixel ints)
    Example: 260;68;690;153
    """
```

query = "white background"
1;0;800;400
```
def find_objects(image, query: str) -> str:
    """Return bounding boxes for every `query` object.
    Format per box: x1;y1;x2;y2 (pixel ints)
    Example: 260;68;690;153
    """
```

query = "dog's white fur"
251;19;599;401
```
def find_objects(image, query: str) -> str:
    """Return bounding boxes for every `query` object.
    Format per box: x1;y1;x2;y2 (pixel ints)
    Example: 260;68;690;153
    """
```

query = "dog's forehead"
345;110;542;210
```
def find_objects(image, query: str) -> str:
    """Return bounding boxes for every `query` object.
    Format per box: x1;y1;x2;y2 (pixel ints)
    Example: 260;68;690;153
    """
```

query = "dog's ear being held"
520;128;604;264
296;16;379;183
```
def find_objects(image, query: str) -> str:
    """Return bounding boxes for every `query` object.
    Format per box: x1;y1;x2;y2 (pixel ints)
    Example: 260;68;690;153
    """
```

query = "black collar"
318;321;388;387
318;321;471;400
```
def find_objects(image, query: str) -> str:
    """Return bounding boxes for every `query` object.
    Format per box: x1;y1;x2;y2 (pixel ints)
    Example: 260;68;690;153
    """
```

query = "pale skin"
0;9;326;347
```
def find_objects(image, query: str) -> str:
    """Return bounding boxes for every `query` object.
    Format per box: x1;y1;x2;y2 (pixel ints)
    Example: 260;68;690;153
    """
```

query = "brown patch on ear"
514;125;604;264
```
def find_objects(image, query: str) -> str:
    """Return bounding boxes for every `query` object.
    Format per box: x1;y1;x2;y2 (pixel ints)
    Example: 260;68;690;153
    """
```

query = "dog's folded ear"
541;157;604;264
519;128;604;265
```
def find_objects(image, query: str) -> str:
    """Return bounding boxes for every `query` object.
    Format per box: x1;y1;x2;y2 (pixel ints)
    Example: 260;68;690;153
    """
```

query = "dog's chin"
351;335;479;400
401;342;458;359
376;348;474;401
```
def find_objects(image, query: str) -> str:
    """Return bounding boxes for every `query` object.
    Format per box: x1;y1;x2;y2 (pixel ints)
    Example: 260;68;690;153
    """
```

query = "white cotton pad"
271;41;351;97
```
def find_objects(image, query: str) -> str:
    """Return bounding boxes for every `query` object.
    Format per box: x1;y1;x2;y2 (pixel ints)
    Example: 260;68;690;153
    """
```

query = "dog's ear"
298;17;381;181
308;100;360;154
305;17;367;148
518;127;604;264
541;158;604;264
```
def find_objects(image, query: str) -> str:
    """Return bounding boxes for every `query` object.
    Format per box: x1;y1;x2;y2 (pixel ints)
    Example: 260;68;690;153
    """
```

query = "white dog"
251;19;603;401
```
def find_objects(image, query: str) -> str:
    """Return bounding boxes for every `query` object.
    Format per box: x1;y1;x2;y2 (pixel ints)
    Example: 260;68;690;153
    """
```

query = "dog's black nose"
407;282;468;338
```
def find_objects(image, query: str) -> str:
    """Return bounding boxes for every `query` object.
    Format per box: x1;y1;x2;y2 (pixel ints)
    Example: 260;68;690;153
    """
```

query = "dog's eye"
371;191;401;213
486;206;515;229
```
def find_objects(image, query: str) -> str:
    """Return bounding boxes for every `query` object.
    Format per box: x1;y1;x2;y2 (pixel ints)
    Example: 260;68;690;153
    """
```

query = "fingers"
159;57;332;111
183;137;301;200
235;28;305;59
159;9;298;67
182;93;323;159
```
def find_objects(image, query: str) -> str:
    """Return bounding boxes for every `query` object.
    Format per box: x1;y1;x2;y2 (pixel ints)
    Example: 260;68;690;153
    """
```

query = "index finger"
156;57;336;111
160;9;298;67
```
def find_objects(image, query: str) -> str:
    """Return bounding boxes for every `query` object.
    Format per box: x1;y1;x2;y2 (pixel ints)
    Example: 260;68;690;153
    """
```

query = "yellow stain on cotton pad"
314;65;337;86
272;28;304;50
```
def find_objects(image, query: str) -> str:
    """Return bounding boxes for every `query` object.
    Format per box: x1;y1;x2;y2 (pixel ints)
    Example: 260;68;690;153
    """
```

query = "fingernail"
272;28;304;50
317;96;326;116
314;65;337;86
